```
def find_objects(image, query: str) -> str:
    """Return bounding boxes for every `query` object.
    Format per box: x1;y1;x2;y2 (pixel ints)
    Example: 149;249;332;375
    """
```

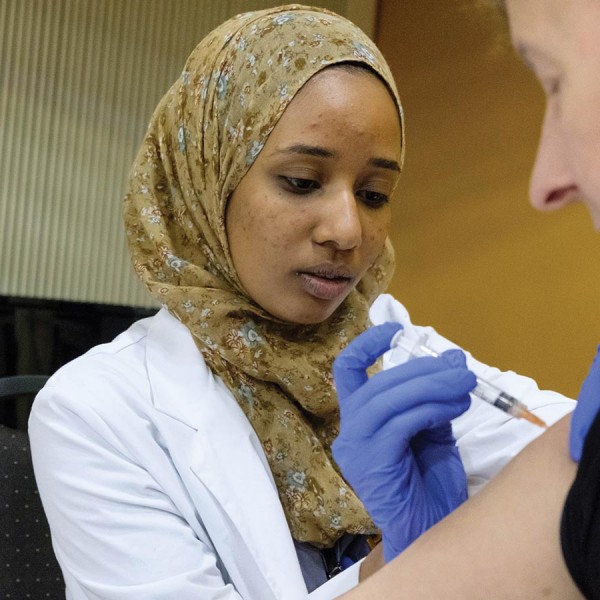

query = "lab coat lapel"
145;309;307;599
190;401;307;599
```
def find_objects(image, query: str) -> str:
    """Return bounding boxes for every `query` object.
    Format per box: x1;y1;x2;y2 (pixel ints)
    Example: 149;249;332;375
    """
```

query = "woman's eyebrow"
279;144;335;158
278;144;401;171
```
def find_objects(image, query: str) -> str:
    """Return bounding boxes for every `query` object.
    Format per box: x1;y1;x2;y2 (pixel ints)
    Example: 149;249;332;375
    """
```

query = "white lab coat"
29;294;574;600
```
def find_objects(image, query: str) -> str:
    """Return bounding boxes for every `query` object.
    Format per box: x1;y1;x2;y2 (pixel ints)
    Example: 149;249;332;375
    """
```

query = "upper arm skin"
342;415;583;599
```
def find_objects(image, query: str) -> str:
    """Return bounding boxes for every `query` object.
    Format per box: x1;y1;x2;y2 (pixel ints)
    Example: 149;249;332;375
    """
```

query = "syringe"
390;330;547;429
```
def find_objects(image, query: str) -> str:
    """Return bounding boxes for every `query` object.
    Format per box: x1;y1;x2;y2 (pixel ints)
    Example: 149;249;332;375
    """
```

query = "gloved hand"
570;345;600;462
332;322;476;562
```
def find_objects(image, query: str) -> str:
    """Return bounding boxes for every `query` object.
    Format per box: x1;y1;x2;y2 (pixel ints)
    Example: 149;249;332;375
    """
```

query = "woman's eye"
357;190;389;208
280;176;320;194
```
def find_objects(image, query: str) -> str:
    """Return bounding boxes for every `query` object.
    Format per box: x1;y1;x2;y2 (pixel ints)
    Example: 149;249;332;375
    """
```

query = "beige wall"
376;1;600;397
0;0;375;309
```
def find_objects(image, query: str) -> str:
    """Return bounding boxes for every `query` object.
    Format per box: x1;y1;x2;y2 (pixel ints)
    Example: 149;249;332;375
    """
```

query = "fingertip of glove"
379;321;404;336
441;348;467;368
446;367;477;401
341;322;402;351
338;322;403;358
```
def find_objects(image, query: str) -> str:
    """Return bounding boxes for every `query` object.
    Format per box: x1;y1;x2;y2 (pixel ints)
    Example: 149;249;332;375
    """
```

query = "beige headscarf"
123;4;404;548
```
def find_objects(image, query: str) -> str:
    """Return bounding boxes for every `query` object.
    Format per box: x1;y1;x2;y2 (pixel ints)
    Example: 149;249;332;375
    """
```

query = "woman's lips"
296;268;354;301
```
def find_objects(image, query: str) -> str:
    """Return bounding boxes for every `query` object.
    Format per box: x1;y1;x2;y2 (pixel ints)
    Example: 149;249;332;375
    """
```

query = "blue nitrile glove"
332;322;476;562
570;345;600;462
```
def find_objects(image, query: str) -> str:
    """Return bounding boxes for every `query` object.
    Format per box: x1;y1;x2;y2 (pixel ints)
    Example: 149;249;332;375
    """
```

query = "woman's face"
226;68;402;324
506;0;600;229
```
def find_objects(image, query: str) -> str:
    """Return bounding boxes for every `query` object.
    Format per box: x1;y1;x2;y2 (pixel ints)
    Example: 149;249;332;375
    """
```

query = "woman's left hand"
332;322;475;562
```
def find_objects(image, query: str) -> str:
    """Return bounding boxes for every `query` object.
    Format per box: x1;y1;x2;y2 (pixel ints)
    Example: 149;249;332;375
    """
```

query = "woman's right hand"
332;322;476;562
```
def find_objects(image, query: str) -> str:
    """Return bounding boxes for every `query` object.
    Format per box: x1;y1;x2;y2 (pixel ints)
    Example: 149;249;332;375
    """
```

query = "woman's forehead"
180;6;403;189
266;68;402;156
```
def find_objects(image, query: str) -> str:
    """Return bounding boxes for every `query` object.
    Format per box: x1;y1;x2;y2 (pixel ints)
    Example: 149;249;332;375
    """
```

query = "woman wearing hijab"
29;5;574;599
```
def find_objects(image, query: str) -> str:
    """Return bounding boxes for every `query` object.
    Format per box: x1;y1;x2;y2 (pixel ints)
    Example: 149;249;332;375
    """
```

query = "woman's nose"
529;105;578;211
313;189;362;250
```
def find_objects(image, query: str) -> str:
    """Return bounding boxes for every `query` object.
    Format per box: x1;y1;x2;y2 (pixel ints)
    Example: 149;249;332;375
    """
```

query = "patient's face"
506;0;600;230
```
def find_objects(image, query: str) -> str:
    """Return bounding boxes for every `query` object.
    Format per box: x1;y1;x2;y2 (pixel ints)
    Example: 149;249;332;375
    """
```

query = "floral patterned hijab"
123;4;404;548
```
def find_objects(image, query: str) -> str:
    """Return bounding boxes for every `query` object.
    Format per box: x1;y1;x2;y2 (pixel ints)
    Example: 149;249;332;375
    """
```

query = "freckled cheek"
367;231;388;262
364;212;391;249
359;221;388;275
249;221;294;266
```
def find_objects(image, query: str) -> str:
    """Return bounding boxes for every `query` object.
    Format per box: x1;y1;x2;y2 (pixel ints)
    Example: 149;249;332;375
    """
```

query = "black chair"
0;376;65;598
0;374;50;397
0;375;51;430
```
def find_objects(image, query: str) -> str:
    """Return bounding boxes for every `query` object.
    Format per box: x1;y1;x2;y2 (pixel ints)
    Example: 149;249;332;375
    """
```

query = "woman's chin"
270;296;346;325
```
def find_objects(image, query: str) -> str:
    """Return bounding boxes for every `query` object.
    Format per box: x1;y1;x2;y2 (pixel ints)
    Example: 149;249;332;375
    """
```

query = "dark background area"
0;296;155;430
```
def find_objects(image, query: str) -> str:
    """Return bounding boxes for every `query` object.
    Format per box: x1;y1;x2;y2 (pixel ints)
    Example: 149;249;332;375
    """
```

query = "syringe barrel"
391;330;519;414
472;379;518;413
390;331;437;358
389;329;545;427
